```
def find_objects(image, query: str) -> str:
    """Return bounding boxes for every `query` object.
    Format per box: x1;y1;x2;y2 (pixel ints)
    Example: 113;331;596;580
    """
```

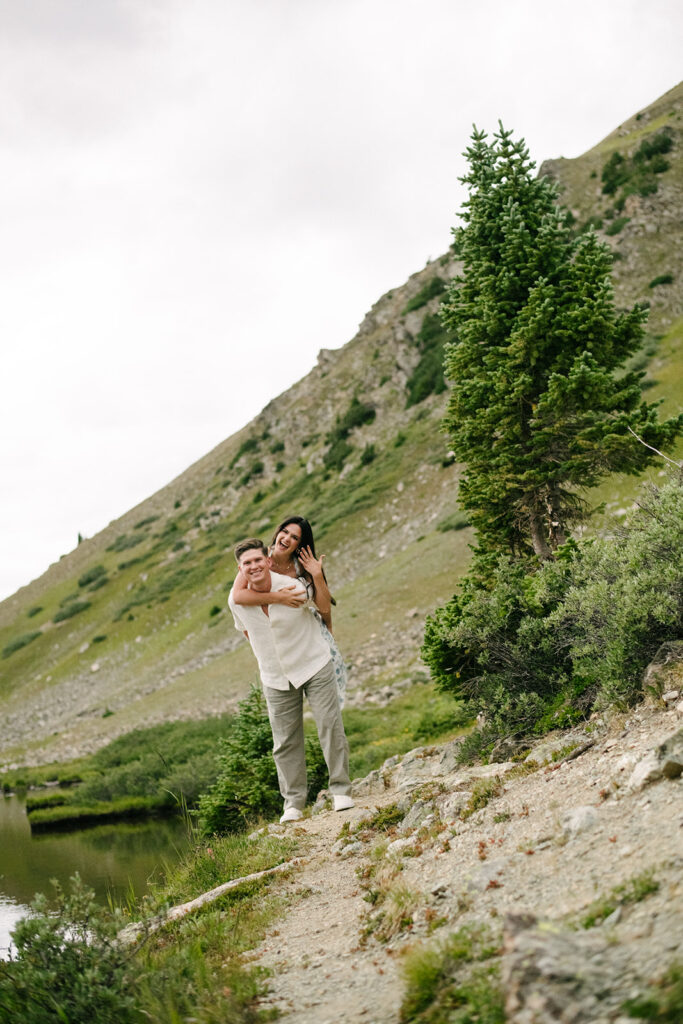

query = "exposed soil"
248;700;683;1023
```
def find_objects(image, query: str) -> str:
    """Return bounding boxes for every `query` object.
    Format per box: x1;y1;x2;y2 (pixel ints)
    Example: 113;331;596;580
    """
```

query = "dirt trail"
249;701;683;1023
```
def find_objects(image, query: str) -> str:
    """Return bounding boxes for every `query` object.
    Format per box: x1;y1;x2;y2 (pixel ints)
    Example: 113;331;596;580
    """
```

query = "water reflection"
0;792;191;957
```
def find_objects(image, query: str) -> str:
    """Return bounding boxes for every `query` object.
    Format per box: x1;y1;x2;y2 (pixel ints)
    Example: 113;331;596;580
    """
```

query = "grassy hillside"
1;83;681;769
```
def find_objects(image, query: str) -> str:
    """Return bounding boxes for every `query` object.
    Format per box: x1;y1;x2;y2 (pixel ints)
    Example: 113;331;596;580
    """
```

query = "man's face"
238;547;271;587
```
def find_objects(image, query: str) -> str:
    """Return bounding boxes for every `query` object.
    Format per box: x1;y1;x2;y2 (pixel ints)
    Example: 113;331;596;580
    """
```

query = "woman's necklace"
270;553;296;577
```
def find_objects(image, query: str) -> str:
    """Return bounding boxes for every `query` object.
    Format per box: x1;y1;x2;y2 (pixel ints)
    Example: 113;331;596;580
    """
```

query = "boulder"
627;727;683;790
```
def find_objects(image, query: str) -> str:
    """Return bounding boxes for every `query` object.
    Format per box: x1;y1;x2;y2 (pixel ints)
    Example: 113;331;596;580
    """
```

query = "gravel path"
249;700;683;1023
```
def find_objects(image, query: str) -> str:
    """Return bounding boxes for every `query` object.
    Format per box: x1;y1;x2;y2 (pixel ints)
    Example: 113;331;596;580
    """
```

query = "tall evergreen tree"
441;124;682;560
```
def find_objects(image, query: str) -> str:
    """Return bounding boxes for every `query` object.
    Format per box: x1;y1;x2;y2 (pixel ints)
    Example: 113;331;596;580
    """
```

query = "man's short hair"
234;537;268;563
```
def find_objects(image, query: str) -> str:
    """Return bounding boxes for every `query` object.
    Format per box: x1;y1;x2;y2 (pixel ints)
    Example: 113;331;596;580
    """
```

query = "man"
228;538;354;823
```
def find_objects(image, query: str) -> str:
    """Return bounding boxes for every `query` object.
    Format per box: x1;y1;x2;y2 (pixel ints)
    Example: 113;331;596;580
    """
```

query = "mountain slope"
1;83;681;769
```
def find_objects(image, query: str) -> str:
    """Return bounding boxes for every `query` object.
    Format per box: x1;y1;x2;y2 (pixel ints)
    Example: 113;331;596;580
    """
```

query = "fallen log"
118;856;305;945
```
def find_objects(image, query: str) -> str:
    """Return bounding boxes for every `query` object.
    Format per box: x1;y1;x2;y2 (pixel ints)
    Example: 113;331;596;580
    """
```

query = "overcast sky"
1;0;681;602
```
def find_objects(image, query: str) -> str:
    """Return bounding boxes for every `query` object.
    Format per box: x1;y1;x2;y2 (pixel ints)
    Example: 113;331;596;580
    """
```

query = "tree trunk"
529;508;553;561
548;485;567;550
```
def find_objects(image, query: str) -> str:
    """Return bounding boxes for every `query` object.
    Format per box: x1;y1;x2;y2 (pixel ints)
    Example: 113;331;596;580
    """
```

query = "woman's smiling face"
274;522;302;557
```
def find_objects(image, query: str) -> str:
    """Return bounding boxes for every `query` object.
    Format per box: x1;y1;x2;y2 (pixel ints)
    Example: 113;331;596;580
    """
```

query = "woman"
232;515;347;706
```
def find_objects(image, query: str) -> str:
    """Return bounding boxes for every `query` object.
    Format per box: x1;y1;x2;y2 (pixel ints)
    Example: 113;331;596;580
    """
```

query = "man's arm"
232;569;306;608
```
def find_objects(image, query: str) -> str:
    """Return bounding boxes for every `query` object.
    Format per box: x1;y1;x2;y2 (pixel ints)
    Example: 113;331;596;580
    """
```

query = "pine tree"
441;124;682;560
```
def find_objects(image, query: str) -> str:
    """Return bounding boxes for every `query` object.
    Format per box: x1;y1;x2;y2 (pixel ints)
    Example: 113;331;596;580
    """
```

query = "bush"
605;216;630;236
405;313;450;407
26;605;43;618
323;437;353;472
2;631;41;659
360;443;377;466
634;130;673;162
229;435;259;468
0;875;139;1024
53;600;92;623
198;686;326;835
649;273;674;288
437;511;470;532
402;275;446;314
133;515;159;530
106;533;145;553
324;396;376;470
400;924;504;1023
422;479;683;745
198;686;280;834
601;151;629;195
88;575;109;592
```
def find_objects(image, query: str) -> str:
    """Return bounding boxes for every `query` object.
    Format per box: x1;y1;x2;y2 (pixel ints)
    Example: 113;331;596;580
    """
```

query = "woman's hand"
298;546;324;580
275;584;307;608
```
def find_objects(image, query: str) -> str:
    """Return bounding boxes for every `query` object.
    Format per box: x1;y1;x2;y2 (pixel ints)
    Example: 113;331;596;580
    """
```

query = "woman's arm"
232;570;306;608
298;547;333;630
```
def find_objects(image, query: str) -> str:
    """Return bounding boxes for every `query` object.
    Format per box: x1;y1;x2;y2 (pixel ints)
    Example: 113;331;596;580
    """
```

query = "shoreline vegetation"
2;684;468;833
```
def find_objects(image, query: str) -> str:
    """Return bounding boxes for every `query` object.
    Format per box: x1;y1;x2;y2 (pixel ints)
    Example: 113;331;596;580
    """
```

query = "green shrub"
0;875;138;1024
229;435;259;468
88;575;109;592
402;275;446;314
26;605;43;618
605;216;630;236
198;686;325;835
323;436;353;472
2;631;41;659
324;396;376;471
198;687;280;834
579;215;603;233
405;313;450;407
270;439;285;453
601;151;629;195
106;533;145;553
422;480;683;745
623;961;683;1022
634;130;673;162
360;443;377;466
53;600;92;623
649;273;674;288
437;511;470;532
400;925;504;1023
133;515;159;530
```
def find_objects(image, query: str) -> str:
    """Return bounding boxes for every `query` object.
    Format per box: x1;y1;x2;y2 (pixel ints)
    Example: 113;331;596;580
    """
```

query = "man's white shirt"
228;570;331;689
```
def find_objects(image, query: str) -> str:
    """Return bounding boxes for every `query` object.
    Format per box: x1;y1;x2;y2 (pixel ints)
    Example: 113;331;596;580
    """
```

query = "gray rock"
464;856;509;893
642;641;683;692
399;798;434;832
439;737;464;773
561;805;598;837
438;791;468;822
502;914;618;1023
386;836;416;856
331;839;363;859
351;769;382;796
627;727;683;790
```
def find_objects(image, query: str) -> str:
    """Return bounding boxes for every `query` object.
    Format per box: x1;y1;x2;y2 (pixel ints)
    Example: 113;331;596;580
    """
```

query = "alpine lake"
0;790;191;958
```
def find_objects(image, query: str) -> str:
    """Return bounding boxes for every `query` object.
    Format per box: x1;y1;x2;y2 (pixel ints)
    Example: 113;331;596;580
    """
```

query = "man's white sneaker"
333;794;355;812
279;807;304;823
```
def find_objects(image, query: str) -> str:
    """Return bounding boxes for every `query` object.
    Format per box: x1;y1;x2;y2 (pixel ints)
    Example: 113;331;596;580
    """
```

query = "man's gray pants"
263;659;351;811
